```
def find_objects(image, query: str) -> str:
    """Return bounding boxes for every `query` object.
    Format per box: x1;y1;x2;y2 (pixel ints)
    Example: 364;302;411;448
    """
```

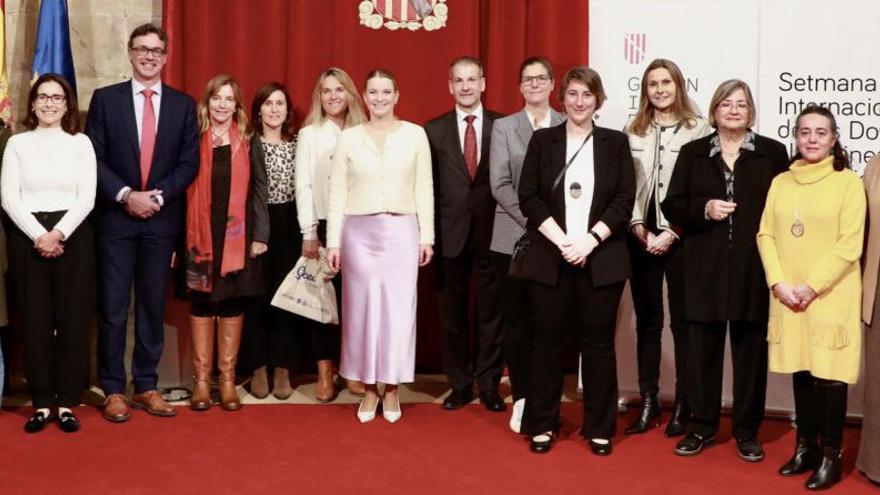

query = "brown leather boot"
190;315;215;411
217;315;243;411
250;365;269;399
272;366;293;400
315;360;338;402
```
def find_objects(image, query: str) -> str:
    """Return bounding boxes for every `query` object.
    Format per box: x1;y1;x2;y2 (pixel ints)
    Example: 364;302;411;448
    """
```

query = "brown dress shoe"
102;394;131;423
190;315;215;410
217;315;243;411
272;366;293;400
315;360;338;402
131;390;177;417
251;365;269;399
347;379;367;396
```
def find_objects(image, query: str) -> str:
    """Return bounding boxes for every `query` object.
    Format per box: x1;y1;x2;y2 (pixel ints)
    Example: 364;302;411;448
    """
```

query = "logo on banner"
359;0;448;31
624;33;647;65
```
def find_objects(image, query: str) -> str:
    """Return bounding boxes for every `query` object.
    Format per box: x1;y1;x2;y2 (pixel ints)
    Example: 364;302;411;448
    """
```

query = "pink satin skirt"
339;214;419;384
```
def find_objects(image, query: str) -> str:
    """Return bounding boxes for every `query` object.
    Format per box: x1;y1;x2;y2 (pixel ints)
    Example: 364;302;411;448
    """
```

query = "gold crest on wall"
359;0;448;31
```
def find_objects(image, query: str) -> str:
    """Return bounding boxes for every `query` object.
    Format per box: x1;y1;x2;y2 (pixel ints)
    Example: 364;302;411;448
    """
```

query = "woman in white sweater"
1;74;96;433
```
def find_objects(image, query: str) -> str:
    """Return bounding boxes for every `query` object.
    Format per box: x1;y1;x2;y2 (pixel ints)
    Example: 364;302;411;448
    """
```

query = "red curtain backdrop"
161;0;588;371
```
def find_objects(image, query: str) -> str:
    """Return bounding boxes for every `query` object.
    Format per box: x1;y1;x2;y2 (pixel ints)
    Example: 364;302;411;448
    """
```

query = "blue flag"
31;0;76;92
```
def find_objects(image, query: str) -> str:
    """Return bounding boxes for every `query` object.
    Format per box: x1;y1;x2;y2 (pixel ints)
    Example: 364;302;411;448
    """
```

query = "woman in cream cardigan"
757;106;866;491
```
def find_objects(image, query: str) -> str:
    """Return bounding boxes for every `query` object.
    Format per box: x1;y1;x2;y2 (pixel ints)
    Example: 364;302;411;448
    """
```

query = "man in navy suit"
425;57;505;412
86;24;199;422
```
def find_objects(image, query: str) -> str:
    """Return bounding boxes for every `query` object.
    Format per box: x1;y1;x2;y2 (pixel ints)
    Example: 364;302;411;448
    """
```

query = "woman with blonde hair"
186;74;268;412
295;68;367;399
623;58;711;436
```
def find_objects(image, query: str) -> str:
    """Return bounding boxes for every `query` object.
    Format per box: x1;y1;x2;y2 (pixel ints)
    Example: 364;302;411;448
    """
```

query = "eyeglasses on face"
35;93;66;104
521;74;551;85
131;46;167;57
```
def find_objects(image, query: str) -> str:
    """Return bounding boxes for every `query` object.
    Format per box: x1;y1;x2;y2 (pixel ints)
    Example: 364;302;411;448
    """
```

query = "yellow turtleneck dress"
756;156;866;384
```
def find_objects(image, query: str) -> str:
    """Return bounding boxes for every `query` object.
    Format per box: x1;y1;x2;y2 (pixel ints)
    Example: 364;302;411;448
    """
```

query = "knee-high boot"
190;316;216;411
806;380;847;490
218;315;244;411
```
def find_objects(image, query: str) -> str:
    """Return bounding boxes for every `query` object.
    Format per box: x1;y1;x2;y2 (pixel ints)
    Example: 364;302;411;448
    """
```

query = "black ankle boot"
805;448;842;490
626;393;661;434
779;433;820;476
664;396;689;437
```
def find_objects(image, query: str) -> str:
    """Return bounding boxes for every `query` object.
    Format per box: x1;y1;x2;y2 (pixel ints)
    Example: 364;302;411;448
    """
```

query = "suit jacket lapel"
474;112;495;181
151;91;172;173
514;110;533;150
549;109;565;126
550;124;567;222
118;81;140;160
589;128;609;224
444;112;471;183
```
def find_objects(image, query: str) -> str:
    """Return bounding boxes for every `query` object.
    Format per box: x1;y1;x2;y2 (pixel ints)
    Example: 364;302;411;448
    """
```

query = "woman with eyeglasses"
488;56;564;432
2;73;96;433
662;79;788;461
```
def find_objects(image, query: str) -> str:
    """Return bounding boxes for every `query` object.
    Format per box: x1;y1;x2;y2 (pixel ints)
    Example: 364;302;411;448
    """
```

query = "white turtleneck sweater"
1;127;96;241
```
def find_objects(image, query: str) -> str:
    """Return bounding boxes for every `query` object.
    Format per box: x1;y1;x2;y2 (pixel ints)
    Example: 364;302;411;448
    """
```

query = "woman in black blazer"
518;66;635;456
661;80;788;461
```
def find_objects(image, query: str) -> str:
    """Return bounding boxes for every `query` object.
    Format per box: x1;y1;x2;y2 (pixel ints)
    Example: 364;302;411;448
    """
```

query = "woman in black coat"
518;66;635;456
661;79;788;461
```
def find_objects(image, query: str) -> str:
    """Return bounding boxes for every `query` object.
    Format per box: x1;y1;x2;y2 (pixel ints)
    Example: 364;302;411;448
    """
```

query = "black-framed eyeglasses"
131;46;167;57
35;94;66;104
521;74;551;85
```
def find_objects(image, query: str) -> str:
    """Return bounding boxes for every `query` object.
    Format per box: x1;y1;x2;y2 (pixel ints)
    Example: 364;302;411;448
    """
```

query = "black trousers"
9;212;95;408
491;251;534;401
437;244;502;393
628;236;686;397
241;211;337;371
687;320;767;439
523;264;624;439
792;371;848;450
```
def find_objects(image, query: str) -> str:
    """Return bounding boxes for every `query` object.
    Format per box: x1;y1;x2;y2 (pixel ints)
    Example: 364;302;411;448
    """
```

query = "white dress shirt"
117;79;164;203
525;108;552;130
294;119;342;240
455;104;484;162
1;127;97;240
563;136;595;238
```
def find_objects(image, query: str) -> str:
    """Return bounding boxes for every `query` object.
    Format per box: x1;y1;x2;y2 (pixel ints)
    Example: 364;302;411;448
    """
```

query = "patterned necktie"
140;88;156;189
463;114;477;180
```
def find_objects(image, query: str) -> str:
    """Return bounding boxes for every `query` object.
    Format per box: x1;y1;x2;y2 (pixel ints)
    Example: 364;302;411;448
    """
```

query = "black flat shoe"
589;439;613;456
479;390;507;412
674;432;715;456
24;411;54;433
736;437;764;462
442;388;473;410
58;411;81;433
530;432;555;453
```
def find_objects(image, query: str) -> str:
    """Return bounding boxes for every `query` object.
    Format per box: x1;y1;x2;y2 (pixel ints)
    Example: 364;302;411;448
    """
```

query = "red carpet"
0;403;875;494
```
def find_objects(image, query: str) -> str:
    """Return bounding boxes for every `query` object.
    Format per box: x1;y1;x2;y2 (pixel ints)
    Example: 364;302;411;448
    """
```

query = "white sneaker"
510;398;525;433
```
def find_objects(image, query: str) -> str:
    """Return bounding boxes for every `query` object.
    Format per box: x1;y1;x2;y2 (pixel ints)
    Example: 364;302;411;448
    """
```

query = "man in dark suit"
425;57;505;412
86;24;199;422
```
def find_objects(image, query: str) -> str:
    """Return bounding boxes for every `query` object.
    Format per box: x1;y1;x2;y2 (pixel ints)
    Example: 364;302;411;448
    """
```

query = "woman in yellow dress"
757;106;866;491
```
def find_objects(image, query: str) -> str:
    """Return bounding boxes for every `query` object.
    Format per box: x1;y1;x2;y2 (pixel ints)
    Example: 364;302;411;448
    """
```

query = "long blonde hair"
197;74;251;140
302;68;365;128
628;59;699;136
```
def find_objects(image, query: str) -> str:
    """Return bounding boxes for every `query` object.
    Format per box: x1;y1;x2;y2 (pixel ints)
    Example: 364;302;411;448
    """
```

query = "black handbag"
507;131;593;279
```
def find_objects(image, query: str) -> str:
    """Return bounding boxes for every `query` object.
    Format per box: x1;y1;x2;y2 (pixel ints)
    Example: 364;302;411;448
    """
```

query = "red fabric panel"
161;0;588;372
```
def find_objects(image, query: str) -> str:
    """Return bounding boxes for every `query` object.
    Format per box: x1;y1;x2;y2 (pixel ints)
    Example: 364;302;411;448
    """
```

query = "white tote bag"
271;248;339;324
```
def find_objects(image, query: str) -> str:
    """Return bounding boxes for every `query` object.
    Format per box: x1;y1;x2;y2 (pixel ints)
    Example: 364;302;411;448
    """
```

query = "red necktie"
140;88;156;189
463;114;477;180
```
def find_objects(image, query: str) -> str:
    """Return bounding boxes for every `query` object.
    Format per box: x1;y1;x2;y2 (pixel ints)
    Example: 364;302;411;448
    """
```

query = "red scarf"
185;125;250;292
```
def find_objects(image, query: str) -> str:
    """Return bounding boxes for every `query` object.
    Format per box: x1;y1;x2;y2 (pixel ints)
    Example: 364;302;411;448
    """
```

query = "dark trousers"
792;371;848;450
491;251;534;401
687;320;768;439
628;236;686;397
523;264;624;439
241;211;337;371
437;245;502;393
97;223;177;394
9;212;95;408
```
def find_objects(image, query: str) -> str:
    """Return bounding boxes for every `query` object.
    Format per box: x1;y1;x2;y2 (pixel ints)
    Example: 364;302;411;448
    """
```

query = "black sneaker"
736;437;765;462
674;432;715;456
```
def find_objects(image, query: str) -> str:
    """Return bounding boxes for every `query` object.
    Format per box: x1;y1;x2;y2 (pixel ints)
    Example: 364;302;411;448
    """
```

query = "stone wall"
4;0;162;123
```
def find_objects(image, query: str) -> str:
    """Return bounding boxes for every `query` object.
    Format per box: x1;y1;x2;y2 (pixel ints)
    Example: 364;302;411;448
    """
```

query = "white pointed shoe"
382;394;402;423
510;398;525;433
357;397;378;423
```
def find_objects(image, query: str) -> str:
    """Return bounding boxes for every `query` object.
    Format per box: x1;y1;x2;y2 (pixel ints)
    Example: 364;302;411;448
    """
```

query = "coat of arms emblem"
359;0;448;31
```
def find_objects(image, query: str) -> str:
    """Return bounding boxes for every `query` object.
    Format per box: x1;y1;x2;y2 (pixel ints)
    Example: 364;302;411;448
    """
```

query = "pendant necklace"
211;127;228;147
791;186;805;238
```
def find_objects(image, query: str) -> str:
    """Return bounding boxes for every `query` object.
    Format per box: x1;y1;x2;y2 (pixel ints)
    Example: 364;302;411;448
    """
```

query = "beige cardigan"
863;154;880;324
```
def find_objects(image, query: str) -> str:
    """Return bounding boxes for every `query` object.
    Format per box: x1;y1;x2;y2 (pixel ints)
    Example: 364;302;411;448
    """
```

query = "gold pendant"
791;221;804;238
569;182;582;199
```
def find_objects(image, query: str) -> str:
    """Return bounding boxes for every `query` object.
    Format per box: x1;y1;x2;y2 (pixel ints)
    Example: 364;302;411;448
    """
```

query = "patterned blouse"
708;129;756;241
261;139;297;204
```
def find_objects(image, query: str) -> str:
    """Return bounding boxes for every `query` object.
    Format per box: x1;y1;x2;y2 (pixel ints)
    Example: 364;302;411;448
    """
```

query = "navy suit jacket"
85;80;200;237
